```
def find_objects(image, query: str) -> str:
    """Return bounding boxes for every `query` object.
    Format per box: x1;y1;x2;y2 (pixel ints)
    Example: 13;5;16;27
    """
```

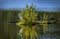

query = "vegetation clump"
16;4;48;39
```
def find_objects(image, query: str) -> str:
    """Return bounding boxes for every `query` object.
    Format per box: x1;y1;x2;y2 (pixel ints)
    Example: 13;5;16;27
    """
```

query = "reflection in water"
38;24;60;39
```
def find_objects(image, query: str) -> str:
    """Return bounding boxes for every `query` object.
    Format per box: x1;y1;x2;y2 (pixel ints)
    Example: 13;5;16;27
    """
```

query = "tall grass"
16;4;48;39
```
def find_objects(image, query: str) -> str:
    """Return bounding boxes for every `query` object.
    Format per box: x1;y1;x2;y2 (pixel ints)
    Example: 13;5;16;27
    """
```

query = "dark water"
0;11;60;39
38;24;60;39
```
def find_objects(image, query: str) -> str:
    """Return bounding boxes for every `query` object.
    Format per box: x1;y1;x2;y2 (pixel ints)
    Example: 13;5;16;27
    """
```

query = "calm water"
0;12;60;39
38;24;60;39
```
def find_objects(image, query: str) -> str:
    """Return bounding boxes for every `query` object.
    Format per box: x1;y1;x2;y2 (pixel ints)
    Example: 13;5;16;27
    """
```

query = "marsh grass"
16;5;48;39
